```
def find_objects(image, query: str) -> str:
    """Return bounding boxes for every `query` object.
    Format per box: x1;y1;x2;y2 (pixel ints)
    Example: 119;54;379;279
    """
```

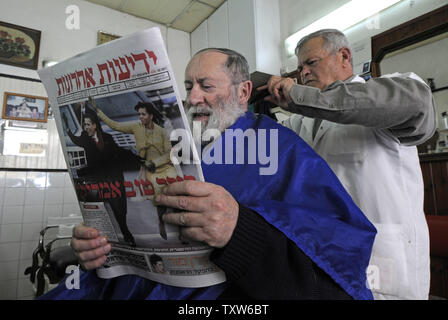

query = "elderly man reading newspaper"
40;48;376;300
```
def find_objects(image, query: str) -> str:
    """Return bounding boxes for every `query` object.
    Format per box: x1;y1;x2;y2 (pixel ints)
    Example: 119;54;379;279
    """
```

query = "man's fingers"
81;255;108;270
73;223;100;239
180;227;224;248
267;76;282;95
155;181;219;212
263;75;289;105
70;224;111;270
257;84;268;91
77;244;111;262
263;95;276;104
163;212;203;227
180;227;207;243
71;236;108;253
162;180;212;197
272;82;282;101
265;78;294;107
155;194;208;212
263;86;285;106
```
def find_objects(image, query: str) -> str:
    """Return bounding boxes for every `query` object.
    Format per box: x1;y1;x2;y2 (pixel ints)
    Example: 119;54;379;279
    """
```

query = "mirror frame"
371;4;448;77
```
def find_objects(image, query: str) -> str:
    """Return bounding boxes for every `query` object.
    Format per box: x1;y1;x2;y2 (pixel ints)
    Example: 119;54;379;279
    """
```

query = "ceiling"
85;0;226;33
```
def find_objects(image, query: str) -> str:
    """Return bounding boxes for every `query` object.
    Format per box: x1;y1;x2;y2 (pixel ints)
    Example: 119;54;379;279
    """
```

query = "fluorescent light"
285;0;402;56
42;60;58;68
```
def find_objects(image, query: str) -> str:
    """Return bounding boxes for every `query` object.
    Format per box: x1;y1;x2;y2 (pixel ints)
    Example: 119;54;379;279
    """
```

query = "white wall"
166;28;190;99
208;2;229;48
0;0;190;99
227;0;256;72
253;0;282;75
191;0;282;76
279;0;448;74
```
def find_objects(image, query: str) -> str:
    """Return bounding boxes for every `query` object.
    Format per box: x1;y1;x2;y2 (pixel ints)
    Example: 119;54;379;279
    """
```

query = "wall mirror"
371;4;448;152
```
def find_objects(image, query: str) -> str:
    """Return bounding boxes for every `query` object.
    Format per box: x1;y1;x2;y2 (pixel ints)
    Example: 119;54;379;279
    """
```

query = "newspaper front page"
38;27;226;288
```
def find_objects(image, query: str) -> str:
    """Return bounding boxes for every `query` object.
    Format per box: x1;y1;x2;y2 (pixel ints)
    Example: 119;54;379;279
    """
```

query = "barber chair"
24;224;79;298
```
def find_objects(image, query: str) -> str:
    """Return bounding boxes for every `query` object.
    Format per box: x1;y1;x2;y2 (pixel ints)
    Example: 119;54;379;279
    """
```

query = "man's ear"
340;47;352;67
237;80;253;105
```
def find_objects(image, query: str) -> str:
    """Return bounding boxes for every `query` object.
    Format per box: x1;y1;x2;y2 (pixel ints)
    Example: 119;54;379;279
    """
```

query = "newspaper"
38;27;226;288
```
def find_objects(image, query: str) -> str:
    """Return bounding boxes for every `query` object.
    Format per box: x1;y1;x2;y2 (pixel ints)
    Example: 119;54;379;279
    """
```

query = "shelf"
432;86;448;93
420;152;448;162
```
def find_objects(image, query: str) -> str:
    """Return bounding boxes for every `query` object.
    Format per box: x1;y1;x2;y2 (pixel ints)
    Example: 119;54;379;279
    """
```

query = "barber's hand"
258;76;295;107
70;223;111;270
155;181;239;248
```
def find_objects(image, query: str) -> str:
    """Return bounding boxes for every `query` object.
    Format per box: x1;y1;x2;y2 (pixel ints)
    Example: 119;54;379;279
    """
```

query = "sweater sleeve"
210;203;352;300
96;109;136;134
286;74;436;146
66;128;84;147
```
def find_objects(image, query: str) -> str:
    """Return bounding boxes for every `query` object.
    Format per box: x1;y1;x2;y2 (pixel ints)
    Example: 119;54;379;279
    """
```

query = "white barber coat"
283;74;431;300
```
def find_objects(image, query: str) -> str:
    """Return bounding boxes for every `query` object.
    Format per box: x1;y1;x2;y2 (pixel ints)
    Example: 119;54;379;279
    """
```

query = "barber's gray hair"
295;29;351;61
194;48;250;85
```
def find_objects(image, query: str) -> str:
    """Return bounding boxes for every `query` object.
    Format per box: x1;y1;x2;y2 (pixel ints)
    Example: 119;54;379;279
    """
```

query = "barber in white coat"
262;29;436;300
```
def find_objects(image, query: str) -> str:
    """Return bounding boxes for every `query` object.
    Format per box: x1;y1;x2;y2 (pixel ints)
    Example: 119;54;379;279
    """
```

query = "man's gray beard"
186;94;245;136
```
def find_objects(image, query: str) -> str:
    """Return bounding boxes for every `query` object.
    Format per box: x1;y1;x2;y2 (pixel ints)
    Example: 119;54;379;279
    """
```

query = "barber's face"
297;37;345;90
84;118;96;137
184;51;243;133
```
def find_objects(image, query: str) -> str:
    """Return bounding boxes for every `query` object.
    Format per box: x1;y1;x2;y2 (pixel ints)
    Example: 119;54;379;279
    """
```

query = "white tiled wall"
0;170;81;300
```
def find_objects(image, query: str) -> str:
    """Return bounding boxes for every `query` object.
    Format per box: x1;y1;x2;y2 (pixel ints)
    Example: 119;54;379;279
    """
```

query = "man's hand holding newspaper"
71;180;239;270
156;180;239;248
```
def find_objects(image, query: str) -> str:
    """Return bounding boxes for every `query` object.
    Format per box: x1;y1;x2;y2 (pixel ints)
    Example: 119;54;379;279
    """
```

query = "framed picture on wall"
97;30;120;45
2;91;49;123
0;21;41;70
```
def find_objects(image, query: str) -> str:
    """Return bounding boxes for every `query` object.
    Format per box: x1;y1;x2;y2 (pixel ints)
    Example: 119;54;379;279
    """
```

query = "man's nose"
299;65;311;80
187;85;205;106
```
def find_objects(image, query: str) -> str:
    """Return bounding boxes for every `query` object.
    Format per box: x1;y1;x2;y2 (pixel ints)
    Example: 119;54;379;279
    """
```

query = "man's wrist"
210;203;266;281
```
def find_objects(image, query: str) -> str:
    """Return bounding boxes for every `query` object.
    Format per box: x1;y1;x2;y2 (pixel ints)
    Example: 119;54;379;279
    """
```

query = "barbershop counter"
419;152;448;162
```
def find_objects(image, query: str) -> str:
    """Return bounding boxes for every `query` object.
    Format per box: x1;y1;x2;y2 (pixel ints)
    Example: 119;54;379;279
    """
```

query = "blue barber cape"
40;112;376;300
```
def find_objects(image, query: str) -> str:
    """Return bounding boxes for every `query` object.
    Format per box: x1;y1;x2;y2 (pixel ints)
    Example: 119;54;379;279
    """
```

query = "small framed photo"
2;91;49;123
362;61;371;74
97;30;120;45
